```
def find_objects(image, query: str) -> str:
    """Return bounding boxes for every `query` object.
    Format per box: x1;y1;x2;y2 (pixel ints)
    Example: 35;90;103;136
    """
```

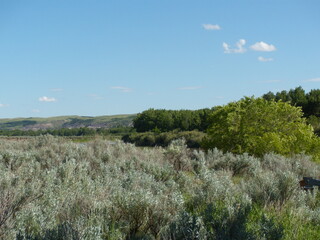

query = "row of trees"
133;108;214;132
262;86;320;117
130;90;320;161
132;87;320;134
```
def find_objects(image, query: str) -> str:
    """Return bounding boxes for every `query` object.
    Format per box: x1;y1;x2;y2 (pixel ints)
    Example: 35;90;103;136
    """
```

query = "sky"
0;0;319;118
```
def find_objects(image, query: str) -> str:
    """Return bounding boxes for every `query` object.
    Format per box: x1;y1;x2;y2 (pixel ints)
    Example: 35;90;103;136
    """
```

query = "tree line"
133;108;214;132
262;86;320;117
132;87;320;134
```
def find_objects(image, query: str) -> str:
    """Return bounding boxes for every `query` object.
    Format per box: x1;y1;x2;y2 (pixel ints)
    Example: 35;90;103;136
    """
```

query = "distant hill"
0;114;136;131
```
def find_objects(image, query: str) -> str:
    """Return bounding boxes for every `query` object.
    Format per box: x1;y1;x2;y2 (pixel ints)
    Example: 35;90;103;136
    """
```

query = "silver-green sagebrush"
0;136;319;239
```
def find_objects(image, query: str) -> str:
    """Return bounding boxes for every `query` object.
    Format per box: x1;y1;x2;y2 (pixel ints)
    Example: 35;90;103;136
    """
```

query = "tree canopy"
133;108;213;132
203;97;320;161
262;86;320;117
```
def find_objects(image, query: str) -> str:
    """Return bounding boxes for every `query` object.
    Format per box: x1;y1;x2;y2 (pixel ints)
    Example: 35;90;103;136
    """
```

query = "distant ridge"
0;114;136;131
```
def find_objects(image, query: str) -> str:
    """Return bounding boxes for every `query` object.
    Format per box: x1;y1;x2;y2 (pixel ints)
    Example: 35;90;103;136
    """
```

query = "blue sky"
0;0;319;118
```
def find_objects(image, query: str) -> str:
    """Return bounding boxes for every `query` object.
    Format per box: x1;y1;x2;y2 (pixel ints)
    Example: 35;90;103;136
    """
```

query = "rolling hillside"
0;114;136;130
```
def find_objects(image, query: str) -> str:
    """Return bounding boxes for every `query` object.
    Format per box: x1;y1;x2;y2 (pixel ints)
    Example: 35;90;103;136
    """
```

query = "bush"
122;130;206;148
0;136;319;239
203;97;320;161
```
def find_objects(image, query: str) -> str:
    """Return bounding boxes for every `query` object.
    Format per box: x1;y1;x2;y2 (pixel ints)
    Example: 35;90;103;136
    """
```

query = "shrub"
203;97;320;161
0;136;319;239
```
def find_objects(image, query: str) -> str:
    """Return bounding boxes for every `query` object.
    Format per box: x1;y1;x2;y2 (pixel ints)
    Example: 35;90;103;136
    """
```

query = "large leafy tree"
203;97;320;160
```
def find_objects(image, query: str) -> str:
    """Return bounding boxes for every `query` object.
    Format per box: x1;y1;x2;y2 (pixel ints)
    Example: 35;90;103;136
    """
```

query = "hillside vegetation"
0;115;136;131
0;136;319;239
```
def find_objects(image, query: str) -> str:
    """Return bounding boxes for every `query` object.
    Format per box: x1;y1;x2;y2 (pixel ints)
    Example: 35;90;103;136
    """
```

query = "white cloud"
250;41;276;52
111;86;133;93
32;109;40;113
223;39;246;53
39;96;56;102
258;56;274;62
179;86;202;90
202;24;221;30
304;78;320;82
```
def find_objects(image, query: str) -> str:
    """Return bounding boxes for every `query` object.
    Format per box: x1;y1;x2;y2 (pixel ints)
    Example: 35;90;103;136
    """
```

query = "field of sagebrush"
0;136;320;239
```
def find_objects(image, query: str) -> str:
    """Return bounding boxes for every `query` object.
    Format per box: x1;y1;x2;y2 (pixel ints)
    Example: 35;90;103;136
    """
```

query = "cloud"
202;24;221;30
250;41;276;52
178;86;202;90
32;109;40;113
223;39;246;53
0;103;8;108
111;86;133;93
39;96;56;102
258;56;274;62
304;78;320;82
51;88;63;92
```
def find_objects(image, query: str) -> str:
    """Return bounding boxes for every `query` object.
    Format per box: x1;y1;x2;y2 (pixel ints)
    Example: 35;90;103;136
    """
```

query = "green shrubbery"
203;97;320;162
122;130;206;148
0;136;320;239
133;109;213;132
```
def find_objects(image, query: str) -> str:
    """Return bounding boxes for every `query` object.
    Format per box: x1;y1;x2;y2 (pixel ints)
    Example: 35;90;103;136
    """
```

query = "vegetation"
202;97;320;161
124;87;320;149
262;87;320;135
122;109;213;147
0;115;135;131
122;130;206;148
0;87;320;239
0;136;319;239
0;127;133;138
262;86;320;117
133;108;214;132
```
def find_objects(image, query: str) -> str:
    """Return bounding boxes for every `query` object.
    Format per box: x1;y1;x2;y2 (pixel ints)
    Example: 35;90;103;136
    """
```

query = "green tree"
262;91;276;101
133;109;158;132
203;97;320;161
306;89;320;117
288;86;307;108
275;90;291;102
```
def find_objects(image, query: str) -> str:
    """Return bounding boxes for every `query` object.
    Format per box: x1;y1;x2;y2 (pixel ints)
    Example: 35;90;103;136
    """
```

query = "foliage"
262;86;319;116
0;136;320;239
262;87;320;132
133;108;214;132
203;97;320;161
123;130;206;148
0;127;134;139
308;115;320;136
